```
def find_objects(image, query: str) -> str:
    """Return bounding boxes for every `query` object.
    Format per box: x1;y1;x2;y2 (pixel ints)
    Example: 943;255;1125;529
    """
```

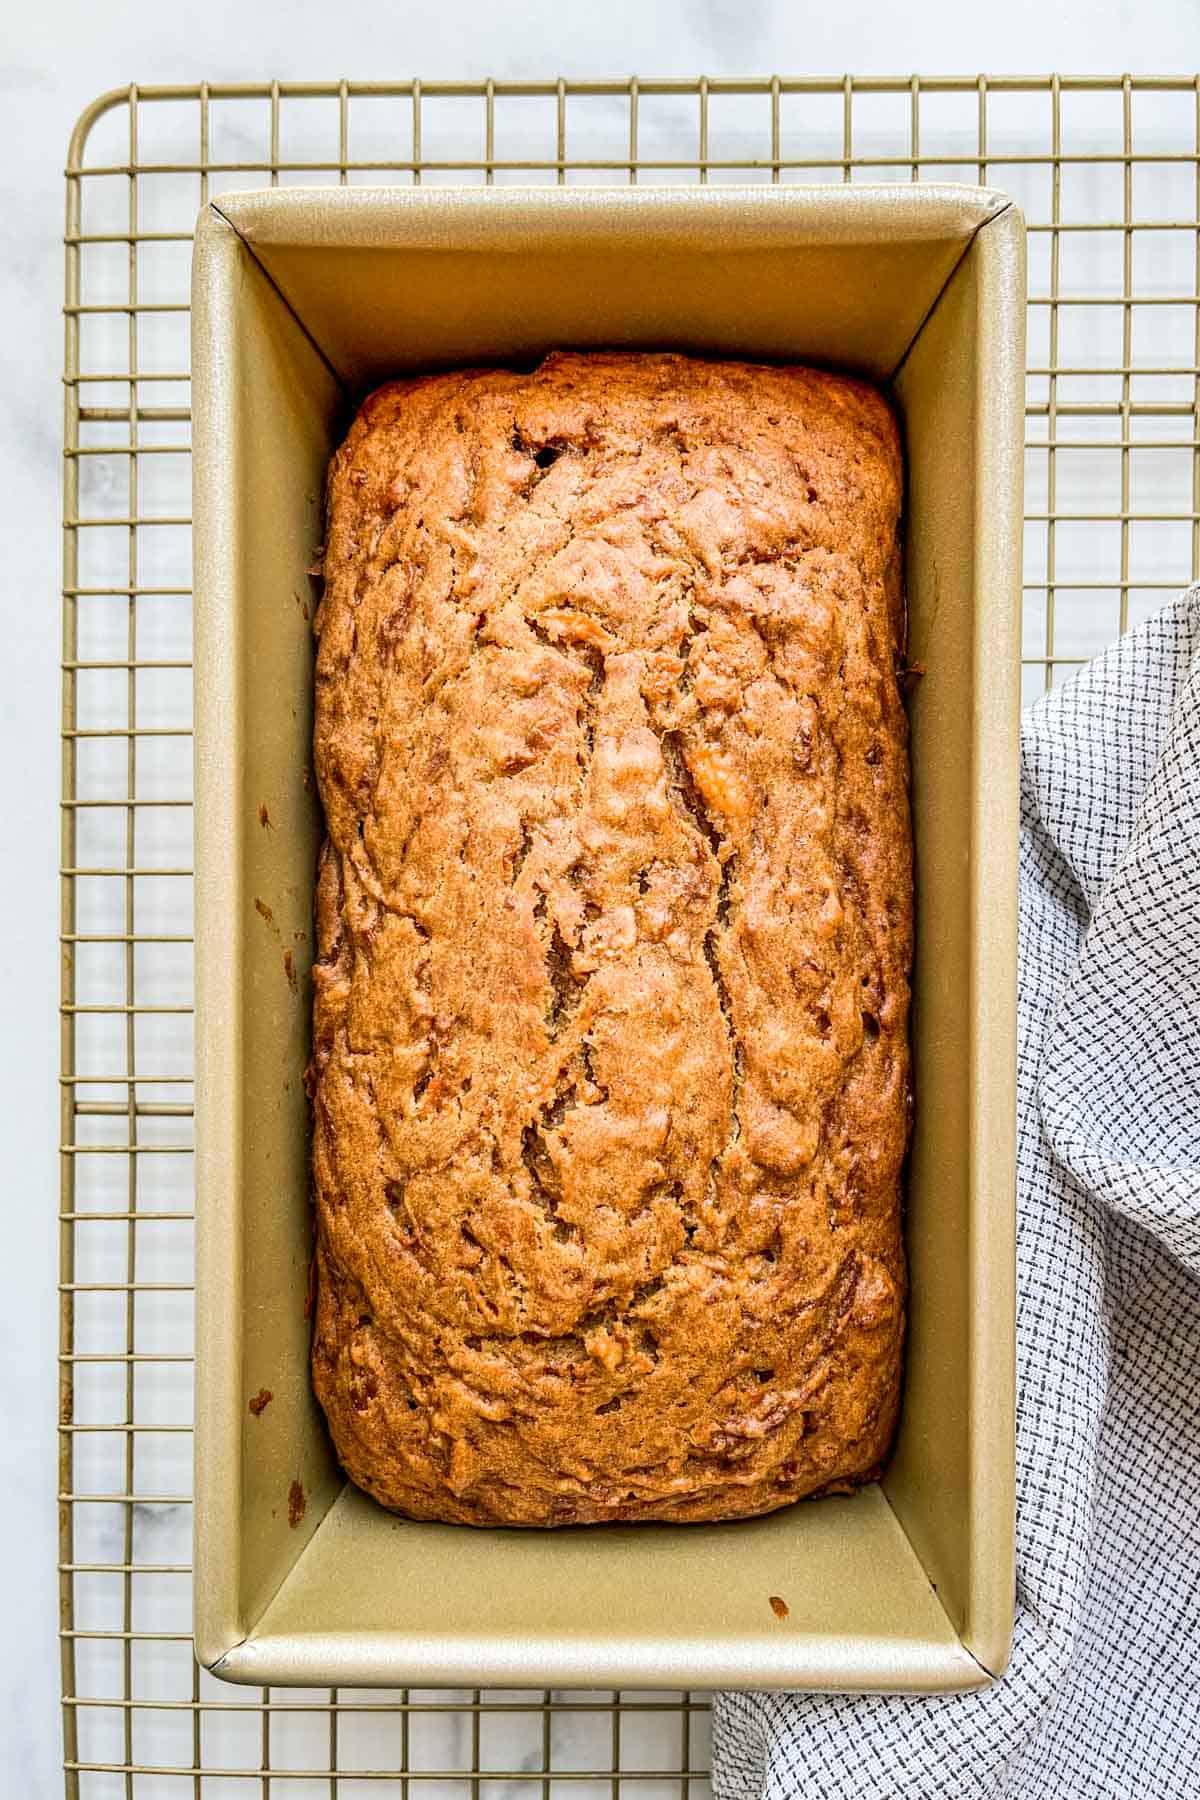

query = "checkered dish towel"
713;589;1200;1799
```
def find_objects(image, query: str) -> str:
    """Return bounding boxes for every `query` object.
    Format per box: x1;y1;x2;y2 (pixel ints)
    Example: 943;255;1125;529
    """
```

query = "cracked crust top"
309;350;911;1526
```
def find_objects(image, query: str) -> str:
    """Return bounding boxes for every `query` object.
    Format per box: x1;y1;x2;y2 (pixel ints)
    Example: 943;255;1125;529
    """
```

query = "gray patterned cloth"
713;590;1200;1799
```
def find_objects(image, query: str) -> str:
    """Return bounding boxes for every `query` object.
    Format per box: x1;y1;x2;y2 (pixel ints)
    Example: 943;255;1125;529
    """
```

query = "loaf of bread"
309;351;911;1526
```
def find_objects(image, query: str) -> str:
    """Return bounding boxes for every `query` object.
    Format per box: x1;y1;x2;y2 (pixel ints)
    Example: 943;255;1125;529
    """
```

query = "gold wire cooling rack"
60;72;1200;1797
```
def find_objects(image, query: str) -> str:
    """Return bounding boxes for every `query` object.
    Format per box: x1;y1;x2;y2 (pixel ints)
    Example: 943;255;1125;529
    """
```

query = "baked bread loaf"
309;351;911;1526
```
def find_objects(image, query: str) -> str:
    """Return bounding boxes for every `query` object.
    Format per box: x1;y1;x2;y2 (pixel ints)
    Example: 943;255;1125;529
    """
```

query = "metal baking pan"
192;183;1024;1691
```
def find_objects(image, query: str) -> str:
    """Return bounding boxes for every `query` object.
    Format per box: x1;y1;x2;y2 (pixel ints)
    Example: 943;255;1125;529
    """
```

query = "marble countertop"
3;2;1195;1792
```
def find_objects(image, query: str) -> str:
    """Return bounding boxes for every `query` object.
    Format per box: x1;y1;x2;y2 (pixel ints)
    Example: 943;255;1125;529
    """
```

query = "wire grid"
59;72;1200;1797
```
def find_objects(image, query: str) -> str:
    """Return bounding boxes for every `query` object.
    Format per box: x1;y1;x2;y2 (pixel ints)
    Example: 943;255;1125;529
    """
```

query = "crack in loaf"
308;350;912;1526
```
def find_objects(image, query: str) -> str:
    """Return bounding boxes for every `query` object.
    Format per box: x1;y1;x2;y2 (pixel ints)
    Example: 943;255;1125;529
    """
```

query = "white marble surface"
3;2;1198;1793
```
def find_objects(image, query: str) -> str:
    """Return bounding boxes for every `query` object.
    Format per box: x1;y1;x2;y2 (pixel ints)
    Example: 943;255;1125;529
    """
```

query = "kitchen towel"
713;587;1200;1799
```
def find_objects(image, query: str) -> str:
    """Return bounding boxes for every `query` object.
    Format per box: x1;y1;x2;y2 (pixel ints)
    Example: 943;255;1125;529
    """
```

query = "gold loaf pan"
192;184;1024;1692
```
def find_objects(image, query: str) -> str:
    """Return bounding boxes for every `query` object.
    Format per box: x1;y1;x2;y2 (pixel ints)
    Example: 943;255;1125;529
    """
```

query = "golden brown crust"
309;351;911;1526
